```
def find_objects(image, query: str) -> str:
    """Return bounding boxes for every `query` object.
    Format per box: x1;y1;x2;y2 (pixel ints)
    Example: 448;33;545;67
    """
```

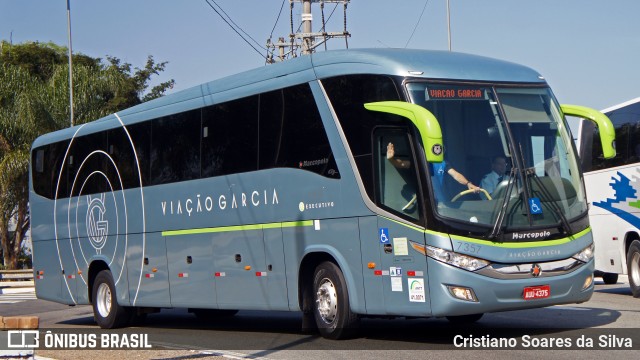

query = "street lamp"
447;0;451;51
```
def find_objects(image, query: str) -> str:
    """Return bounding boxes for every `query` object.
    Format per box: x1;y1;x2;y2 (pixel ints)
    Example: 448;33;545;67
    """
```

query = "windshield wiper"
525;168;572;235
487;167;517;240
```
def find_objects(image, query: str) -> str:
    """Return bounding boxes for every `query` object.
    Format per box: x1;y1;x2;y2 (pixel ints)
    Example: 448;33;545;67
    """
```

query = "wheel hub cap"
96;283;112;318
316;278;338;324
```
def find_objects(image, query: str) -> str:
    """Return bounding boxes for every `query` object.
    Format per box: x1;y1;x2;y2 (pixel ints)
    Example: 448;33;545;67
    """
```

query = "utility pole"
301;0;313;54
267;0;350;63
66;0;74;127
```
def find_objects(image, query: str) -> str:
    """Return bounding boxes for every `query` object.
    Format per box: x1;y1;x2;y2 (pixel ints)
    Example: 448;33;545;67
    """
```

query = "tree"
0;41;174;269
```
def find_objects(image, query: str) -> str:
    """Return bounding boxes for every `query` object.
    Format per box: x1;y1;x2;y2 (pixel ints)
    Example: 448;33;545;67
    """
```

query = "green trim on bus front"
382;214;591;248
561;104;616;159
449;227;591;248
364;101;444;163
162;220;314;237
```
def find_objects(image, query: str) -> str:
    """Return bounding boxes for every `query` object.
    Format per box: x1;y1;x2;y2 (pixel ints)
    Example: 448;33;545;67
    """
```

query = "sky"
1;0;639;111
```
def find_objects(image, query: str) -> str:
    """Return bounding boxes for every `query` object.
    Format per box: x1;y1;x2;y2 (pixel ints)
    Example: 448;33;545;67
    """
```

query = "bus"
30;49;615;339
576;97;640;297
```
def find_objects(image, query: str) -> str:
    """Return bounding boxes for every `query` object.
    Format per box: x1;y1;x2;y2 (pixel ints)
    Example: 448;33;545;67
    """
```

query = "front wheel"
627;240;640;298
92;270;131;328
313;261;359;339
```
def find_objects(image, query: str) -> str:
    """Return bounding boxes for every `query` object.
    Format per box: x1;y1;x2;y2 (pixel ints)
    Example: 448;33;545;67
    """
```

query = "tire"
446;313;484;324
92;270;131;328
312;261;359;339
602;272;619;285
627;240;640;298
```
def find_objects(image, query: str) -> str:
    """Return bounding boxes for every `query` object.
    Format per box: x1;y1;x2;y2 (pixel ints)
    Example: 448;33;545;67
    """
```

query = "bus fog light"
447;286;478;302
582;275;593;290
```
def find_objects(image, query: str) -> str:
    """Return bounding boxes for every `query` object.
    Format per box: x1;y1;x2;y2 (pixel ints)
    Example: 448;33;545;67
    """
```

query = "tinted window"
126;121;151;186
260;83;339;178
322;75;402;197
587;101;640;171
202;96;259;177
107;126;142;189
150;110;201;185
67;132;108;197
32;140;69;199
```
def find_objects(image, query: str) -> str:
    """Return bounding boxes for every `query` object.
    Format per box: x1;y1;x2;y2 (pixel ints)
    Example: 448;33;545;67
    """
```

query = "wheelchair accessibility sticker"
529;197;542;214
379;228;390;244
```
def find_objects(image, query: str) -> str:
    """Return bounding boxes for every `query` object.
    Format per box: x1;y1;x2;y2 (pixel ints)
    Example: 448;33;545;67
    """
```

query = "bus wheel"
92;270;130;328
602;272;619;285
312;261;359;339
446;313;484;323
627;240;640;298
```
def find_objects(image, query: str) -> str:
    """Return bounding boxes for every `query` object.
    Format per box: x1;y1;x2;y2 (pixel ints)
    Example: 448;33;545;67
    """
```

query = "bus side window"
374;129;420;221
259;83;339;178
201;96;259;178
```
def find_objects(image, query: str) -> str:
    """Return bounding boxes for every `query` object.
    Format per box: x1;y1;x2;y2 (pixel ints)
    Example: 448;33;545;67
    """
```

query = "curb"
0;286;35;295
0;316;39;330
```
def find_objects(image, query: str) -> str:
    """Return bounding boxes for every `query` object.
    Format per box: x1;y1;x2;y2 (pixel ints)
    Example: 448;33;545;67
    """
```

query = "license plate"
523;285;550;300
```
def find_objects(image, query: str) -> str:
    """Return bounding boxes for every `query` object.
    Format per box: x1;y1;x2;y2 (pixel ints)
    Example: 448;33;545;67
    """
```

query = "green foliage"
0;40;174;269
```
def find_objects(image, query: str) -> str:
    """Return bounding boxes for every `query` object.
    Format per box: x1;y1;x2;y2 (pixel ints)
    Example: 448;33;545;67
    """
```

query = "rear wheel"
92;270;130;328
627;240;640;298
446;313;484;323
312;261;359;339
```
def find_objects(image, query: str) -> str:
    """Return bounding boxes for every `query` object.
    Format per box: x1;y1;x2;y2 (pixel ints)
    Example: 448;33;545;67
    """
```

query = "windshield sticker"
529;197;543;214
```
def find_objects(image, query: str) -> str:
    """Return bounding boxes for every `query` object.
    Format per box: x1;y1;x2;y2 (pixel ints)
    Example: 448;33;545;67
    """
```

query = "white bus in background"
576;97;640;297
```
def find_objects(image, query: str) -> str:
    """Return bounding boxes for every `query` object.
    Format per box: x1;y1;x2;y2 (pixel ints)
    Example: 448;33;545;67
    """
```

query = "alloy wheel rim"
96;283;112;318
316;278;338;324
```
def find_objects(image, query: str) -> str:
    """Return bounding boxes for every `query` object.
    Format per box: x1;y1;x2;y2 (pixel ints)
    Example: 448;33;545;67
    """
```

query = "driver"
386;142;480;201
480;156;507;198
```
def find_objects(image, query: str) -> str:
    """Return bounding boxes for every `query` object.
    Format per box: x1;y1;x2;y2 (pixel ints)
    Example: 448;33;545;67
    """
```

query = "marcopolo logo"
511;230;551;240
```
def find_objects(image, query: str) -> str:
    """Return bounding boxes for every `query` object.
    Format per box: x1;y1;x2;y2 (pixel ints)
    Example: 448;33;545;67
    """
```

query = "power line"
405;0;430;48
269;0;287;39
203;0;267;60
209;0;265;51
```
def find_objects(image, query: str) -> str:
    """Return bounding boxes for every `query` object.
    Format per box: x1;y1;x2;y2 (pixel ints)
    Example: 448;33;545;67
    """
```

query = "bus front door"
373;129;432;316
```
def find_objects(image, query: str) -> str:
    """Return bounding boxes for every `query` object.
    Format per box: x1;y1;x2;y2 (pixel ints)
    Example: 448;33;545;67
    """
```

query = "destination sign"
426;86;485;100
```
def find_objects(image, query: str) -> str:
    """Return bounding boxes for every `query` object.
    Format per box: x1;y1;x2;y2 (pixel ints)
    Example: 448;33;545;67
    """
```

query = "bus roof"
601;96;640;113
33;48;545;148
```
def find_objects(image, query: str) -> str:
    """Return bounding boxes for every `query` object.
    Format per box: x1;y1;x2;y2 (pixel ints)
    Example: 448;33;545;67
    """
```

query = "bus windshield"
406;82;587;234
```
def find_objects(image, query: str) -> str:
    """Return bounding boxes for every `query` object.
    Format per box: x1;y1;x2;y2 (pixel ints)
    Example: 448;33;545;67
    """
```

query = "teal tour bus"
30;49;615;339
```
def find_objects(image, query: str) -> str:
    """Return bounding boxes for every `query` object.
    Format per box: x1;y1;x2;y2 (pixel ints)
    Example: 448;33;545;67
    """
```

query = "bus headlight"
572;243;595;263
426;245;490;271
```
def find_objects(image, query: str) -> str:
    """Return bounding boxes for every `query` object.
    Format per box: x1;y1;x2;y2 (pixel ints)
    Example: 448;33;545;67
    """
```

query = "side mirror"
561;104;616;159
364;101;444;163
